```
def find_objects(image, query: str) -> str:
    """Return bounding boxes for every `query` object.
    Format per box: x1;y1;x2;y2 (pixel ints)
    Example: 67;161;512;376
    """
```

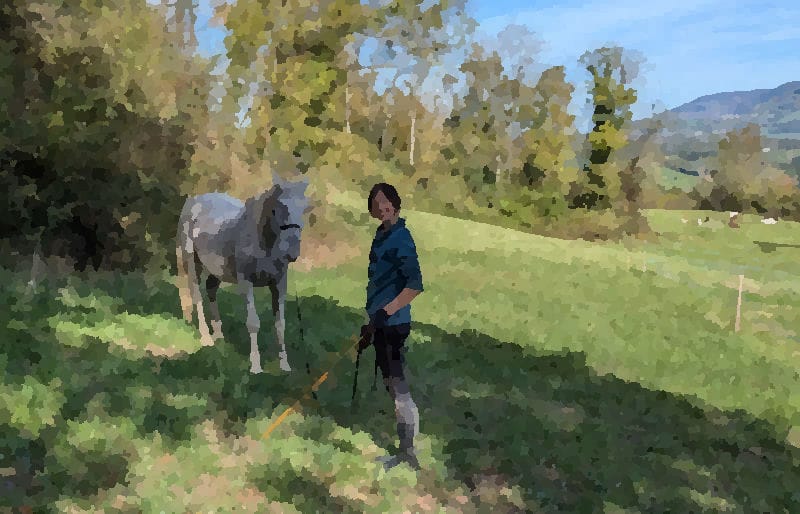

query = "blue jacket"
366;218;424;326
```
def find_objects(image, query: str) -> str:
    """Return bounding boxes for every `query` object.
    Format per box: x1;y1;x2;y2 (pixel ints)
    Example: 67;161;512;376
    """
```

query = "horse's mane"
242;185;281;255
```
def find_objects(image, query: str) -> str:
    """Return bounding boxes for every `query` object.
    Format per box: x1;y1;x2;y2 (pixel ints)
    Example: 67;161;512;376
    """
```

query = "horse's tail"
176;211;195;323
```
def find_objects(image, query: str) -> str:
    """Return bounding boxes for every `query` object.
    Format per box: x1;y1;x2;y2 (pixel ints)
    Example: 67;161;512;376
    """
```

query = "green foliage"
690;124;800;219
48;414;138;485
223;0;374;172
512;66;581;221
0;0;214;271
0;375;65;439
576;46;643;210
442;47;508;194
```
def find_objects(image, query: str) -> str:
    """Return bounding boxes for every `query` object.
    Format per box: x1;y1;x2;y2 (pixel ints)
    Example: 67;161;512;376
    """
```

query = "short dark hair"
367;183;401;212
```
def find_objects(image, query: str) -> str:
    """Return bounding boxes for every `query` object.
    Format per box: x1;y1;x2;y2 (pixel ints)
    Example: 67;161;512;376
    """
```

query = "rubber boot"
375;422;420;471
376;391;420;471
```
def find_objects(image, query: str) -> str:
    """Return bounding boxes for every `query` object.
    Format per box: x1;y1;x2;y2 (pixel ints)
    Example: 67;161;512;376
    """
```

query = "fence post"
735;274;744;332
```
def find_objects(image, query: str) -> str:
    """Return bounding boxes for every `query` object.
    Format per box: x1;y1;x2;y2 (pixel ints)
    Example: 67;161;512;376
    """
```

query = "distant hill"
628;81;800;179
668;80;800;139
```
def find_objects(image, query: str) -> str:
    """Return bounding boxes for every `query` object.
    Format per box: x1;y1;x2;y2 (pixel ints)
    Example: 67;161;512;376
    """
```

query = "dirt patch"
144;342;186;359
467;472;528;512
186;473;233;504
113;337;187;360
296;236;362;272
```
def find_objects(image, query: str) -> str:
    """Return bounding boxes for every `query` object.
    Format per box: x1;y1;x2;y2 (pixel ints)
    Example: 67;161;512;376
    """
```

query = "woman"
361;182;424;471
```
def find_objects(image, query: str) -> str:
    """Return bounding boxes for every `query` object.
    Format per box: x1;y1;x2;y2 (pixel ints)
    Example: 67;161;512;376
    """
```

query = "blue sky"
190;0;800;124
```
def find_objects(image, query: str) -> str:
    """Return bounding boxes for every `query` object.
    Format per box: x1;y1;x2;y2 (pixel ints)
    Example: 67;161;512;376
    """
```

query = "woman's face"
370;190;398;224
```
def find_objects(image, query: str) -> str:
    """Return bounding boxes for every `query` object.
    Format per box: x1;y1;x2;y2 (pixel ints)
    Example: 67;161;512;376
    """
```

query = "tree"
0;0;213;270
575;46;643;210
365;0;474;166
222;0;373;172
163;0;199;53
518;66;578;198
693;123;800;216
442;44;507;195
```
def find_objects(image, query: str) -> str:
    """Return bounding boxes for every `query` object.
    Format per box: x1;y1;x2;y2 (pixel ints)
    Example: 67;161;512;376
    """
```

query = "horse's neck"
241;189;276;244
236;221;280;258
236;194;286;275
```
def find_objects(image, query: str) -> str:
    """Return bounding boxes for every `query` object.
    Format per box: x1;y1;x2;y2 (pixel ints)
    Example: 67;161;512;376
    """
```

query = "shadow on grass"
271;295;800;513
2;272;800;512
754;240;800;253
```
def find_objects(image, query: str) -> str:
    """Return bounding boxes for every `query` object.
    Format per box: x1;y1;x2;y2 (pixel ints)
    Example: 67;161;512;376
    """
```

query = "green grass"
2;202;800;512
653;167;701;192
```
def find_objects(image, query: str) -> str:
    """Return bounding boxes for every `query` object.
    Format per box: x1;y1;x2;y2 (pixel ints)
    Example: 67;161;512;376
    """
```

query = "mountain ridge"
658;80;800;139
623;80;800;179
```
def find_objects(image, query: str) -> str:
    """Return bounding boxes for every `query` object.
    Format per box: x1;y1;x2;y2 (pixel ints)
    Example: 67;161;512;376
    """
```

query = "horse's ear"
272;170;283;187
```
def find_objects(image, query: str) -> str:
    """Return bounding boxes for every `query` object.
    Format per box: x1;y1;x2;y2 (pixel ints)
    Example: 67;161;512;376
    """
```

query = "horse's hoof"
278;351;291;372
200;334;215;347
211;322;224;340
250;364;264;374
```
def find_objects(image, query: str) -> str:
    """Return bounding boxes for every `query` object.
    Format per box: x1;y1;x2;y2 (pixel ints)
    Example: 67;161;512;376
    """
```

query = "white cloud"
761;27;800;42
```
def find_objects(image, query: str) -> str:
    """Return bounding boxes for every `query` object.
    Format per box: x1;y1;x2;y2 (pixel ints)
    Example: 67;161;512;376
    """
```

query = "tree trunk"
506;133;514;183
173;0;198;53
380;122;389;154
187;0;198;52
27;245;43;292
409;108;416;167
345;83;351;134
269;55;277;168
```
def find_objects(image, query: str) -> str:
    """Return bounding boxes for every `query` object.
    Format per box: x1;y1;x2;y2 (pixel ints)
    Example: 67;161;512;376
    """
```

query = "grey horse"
176;172;309;373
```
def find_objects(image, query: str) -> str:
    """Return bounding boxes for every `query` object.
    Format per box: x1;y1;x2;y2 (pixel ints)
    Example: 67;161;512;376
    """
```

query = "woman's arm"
383;287;422;316
384;229;424;316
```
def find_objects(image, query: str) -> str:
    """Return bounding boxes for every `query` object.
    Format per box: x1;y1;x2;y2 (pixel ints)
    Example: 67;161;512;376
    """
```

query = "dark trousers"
373;323;411;390
371;323;419;457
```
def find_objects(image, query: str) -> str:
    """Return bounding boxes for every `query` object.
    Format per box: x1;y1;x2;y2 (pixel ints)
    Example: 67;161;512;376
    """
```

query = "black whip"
372;350;379;391
294;293;317;401
352;329;381;408
351;344;363;407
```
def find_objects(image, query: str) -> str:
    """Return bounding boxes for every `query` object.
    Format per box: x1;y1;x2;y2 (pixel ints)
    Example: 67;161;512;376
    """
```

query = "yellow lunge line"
261;335;362;441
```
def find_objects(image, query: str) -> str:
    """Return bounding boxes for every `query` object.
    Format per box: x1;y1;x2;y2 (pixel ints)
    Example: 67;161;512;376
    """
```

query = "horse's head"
264;173;309;263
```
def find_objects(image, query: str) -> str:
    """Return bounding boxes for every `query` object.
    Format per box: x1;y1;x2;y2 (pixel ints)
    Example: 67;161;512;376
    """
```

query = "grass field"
652;167;701;192
2;196;799;512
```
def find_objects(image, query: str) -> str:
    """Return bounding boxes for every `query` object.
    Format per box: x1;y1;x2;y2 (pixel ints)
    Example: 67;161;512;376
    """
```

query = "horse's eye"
272;209;276;215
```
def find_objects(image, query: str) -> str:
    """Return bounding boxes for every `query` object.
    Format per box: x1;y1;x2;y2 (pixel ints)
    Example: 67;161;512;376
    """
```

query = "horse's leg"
206;275;224;341
186;249;213;347
238;278;263;374
176;222;194;322
270;271;292;372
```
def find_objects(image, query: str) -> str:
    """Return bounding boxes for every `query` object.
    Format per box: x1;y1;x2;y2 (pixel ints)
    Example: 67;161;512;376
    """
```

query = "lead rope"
262;289;365;441
262;332;362;441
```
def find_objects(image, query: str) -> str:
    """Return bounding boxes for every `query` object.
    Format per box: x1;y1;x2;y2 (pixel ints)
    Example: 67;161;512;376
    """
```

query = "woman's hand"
382;288;421;317
371;308;391;329
358;324;373;351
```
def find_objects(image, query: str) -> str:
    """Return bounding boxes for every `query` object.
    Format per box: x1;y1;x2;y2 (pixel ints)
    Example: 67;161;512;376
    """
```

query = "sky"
189;0;800;125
